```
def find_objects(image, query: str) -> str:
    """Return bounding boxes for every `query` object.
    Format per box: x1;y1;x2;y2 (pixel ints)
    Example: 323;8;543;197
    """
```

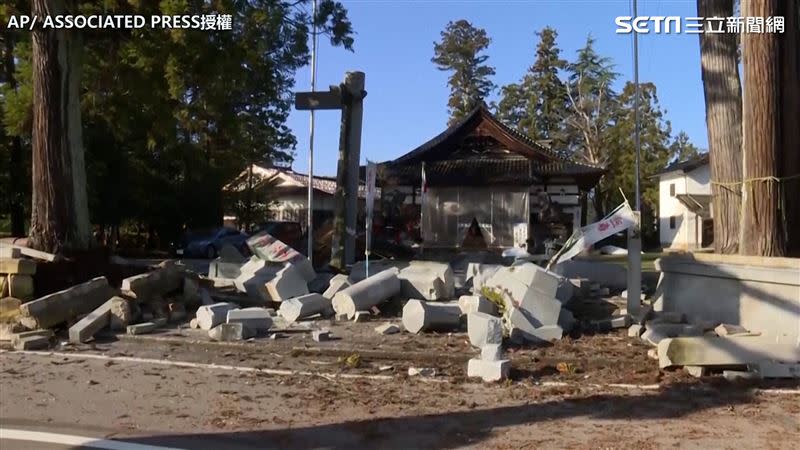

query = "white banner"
550;202;637;267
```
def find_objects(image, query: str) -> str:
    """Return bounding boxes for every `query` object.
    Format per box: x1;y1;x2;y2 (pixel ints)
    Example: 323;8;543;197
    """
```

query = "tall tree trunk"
3;32;25;236
781;0;800;255
740;0;785;256
29;0;91;253
697;0;743;254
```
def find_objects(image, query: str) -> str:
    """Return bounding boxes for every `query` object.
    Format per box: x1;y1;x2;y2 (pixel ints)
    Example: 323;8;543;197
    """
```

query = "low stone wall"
553;259;660;291
653;253;800;346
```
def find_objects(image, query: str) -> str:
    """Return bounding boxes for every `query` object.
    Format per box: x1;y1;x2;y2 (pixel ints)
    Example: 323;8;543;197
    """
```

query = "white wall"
659;165;710;249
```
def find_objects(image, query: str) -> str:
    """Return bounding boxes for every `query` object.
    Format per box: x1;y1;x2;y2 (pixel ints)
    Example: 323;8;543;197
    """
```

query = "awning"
676;194;712;219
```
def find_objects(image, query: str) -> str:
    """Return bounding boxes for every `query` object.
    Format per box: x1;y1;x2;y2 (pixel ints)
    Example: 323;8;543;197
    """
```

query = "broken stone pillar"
278;293;331;323
227;307;273;332
641;323;703;346
503;263;560;297
208;258;244;279
19;277;116;329
209;322;254;341
108;297;134;331
508;308;564;343
127;322;157;335
467;358;510;382
233;257;282;302
467;312;503;347
6;274;34;300
332;268;401;319
657;336;800;369
121;266;182;300
397;268;448;301
375;323;400;335
519;291;562;328
246;232;316;282
480;343;504;361
458;295;498;316
196;302;237;331
402;300;462;334
322;274;351;299
265;265;309;302
68;298;116;343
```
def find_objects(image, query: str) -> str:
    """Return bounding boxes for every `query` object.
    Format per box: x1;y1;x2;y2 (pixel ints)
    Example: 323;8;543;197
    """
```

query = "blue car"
175;227;249;259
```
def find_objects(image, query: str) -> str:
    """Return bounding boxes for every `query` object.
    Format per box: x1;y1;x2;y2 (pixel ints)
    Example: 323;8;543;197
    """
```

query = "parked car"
174;227;249;259
252;221;303;250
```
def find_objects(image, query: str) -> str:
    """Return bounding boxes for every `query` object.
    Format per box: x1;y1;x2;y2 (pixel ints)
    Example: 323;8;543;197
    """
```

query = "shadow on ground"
116;381;762;450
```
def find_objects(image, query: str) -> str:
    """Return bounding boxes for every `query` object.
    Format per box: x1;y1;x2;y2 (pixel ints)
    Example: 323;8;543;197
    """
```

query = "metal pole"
627;0;643;315
633;0;641;211
307;0;318;265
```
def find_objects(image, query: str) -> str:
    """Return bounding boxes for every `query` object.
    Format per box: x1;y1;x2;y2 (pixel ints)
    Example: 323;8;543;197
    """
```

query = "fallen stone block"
68;298;117;343
752;362;800;379
227;307;272;332
278;293;331;324
657;336;800;369
402;299;462;334
610;314;630;329
209;322;254;341
519;291;562;328
208;258;244;279
13;334;51;350
7;274;34;300
190;318;199;329
375;323;400;335
332;268;401;319
11;329;53;348
510;323;564;344
19;277;115;329
480;343;504;361
0;322;25;341
196;303;237;330
322;274;351;300
0;258;36;275
467;358;510;382
467;312;503;347
246;232;315;282
469;264;502;294
109;296;134;331
397;268;447;301
641;323;703;346
312;329;331;342
458;295;498;316
127;322;157;335
503;263;560;297
265;266;309;302
628;324;644;337
714;323;750;336
121;266;182;300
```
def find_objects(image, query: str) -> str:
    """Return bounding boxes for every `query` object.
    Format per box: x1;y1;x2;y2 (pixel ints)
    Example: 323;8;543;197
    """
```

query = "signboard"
294;89;342;110
549;201;637;267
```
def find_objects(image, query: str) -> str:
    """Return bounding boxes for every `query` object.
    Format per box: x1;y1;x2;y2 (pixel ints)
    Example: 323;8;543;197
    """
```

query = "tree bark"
697;0;743;254
29;0;91;253
2;34;25;236
740;0;785;256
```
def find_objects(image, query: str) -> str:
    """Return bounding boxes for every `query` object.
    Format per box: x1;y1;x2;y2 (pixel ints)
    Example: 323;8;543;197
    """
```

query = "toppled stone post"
658;336;800;369
226;307;272;332
121;265;182;300
209;322;254;341
19;277;115;329
196;303;237;330
265;265;309;302
402;299;462;334
467;312;504;347
332;268;400;319
458;295;498;316
278;293;331;323
322;274;351;299
68;298;116;343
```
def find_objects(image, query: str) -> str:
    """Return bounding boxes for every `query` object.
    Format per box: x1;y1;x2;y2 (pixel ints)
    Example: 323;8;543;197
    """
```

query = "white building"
224;164;367;228
655;155;712;250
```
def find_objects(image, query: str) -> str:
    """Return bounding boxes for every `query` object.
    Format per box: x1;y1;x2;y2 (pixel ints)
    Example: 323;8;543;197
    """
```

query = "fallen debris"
312;329;332;342
196;303;237;331
278;293;331;324
353;311;370;322
246;232;316;282
265;265;309;302
227;307;272;333
11;329;53;350
127;322;158;335
408;367;436;377
121;265;182;300
68;298;116;343
467;358;510;382
467;312;503;348
657;336;800;369
19;277;115;329
402;299;462;334
332;268;400;319
322;274;351;300
752;362;800;379
458;295;498;316
209;322;254;341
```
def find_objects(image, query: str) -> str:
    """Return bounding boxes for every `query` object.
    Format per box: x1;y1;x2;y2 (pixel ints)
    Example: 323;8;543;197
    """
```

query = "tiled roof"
655;154;709;176
227;165;368;198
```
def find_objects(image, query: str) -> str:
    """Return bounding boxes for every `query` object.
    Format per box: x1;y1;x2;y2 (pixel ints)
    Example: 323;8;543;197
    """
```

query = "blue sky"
286;0;706;176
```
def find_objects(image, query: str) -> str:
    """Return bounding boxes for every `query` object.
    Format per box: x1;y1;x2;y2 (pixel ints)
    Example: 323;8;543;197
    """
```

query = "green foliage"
669;131;702;162
1;0;353;248
496;27;568;152
432;20;496;125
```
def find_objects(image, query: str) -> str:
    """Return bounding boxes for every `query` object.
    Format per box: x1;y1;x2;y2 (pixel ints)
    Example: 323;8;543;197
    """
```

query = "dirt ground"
2;318;799;449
